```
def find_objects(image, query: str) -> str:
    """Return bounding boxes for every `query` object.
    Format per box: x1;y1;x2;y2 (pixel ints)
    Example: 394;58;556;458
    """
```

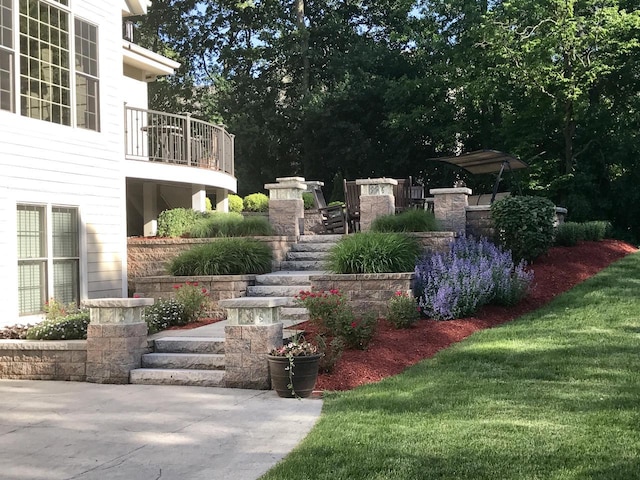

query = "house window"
74;18;98;130
1;0;99;129
17;204;79;315
0;0;13;112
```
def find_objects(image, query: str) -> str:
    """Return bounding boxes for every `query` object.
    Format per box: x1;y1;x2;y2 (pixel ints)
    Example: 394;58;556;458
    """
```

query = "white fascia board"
123;0;150;17
123;40;181;77
125;160;238;193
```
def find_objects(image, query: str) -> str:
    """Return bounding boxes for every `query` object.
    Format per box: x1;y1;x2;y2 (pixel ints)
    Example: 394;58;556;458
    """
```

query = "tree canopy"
133;0;640;241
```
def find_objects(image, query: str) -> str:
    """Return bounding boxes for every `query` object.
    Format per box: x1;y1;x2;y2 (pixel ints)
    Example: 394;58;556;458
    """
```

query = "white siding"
0;1;127;325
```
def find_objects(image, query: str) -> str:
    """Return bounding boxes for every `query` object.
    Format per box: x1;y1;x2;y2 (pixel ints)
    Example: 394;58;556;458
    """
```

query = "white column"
191;184;207;212
215;188;229;212
142;183;157;237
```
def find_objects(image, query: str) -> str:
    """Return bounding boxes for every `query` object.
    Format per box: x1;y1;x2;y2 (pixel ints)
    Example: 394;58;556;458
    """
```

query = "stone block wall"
409;232;456;253
224;323;282;389
0;340;87;381
309;273;414;317
130;275;255;318
465;206;495;240
127;236;296;280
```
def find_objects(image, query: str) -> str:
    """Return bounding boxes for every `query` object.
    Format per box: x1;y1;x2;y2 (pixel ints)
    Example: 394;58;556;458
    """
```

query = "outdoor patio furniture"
394;178;411;213
311;185;347;234
343;180;360;232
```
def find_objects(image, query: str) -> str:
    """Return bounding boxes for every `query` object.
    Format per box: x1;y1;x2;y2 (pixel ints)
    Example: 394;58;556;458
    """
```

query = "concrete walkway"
0;380;322;480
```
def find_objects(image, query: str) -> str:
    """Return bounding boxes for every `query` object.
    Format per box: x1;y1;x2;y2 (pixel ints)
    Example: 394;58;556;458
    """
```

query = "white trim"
122;0;150;16
122;41;180;79
125;160;238;193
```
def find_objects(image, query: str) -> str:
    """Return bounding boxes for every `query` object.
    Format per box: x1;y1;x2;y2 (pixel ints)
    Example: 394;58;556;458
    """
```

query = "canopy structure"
429;150;528;203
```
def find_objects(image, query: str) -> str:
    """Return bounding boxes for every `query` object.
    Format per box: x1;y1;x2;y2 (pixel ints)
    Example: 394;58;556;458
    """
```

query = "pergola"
429;149;528;203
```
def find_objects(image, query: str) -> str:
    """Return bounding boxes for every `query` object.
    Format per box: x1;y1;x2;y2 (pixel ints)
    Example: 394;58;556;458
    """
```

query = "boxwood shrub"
157;208;203;237
25;312;90;340
243;193;269;212
303;192;315;210
555;220;611;246
491;196;556;261
327;232;421;273
168;238;273;275
228;194;244;213
188;212;274;238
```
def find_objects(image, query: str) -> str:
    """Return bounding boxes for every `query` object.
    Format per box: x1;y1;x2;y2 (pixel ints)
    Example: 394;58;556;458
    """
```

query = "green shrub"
371;209;438;232
555;222;582;246
491;196;556;261
168;238;273;275
303;192;315;210
387;292;421;328
144;299;185;334
44;298;81;320
205;197;212;211
174;282;210;323
25;312;90;340
327;232;421;274
188;212;273;237
228;194;244;213
583;221;611;241
243;193;269;212
157;208;202;237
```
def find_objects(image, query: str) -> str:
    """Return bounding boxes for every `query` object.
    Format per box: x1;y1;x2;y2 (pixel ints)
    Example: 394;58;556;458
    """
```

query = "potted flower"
267;338;322;398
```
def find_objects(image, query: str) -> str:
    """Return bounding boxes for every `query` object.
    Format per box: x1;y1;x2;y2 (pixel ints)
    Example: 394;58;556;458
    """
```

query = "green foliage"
25;312;90;340
329;172;345;204
555;221;612;246
144;299;185;334
371;209;438;233
296;289;376;350
205;197;212;211
491;196;556;261
387;292;421;329
302;192;315;210
327;233;421;274
313;334;345;374
173;282;210;323
157;208;202;237
243;193;269;212
44;299;81;320
228;194;244;213
188;212;273;237
167;238;272;276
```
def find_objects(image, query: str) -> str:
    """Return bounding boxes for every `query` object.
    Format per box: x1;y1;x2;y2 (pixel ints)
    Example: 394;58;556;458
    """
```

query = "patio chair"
311;185;347;234
343;180;361;233
394;178;411;213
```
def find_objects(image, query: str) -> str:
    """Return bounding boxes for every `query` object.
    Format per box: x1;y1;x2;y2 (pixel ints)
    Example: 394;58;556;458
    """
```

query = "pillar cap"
276;176;306;183
219;297;290;308
356;177;398;186
84;298;154;308
265;182;307;191
429;187;473;195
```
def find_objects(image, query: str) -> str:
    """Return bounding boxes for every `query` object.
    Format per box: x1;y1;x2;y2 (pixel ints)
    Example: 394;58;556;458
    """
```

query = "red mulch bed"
306;240;637;392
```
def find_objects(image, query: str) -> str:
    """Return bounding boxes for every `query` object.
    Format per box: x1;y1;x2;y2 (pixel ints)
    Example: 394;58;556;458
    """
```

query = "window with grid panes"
17;204;79;315
2;0;99;128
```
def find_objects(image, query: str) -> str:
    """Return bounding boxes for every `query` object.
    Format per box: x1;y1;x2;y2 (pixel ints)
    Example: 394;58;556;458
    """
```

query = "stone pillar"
430;187;472;233
85;298;153;384
357;178;397;231
265;176;306;236
192;184;207;212
219;297;287;389
143;182;158;237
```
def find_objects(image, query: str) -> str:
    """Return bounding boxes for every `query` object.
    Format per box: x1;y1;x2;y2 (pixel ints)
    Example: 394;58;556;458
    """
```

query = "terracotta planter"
267;354;321;398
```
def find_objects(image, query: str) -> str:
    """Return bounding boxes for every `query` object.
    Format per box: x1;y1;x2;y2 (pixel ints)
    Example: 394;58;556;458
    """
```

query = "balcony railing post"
220;125;225;174
185;113;192;167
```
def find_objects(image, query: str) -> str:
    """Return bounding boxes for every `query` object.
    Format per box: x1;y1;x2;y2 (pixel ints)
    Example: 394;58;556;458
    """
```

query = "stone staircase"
129;234;343;387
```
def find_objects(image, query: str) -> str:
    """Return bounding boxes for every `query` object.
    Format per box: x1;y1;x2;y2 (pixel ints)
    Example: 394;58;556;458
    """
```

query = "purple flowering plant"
415;236;533;320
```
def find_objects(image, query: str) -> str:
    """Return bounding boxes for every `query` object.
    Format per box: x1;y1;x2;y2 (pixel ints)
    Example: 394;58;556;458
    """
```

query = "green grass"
261;252;640;480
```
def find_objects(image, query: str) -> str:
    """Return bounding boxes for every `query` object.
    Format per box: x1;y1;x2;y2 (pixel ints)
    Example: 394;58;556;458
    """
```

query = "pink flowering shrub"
296;289;376;350
387;291;421;329
174;281;210;324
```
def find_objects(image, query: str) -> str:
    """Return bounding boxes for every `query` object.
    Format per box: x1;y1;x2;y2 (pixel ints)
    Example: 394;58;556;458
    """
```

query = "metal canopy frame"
429;150;528;203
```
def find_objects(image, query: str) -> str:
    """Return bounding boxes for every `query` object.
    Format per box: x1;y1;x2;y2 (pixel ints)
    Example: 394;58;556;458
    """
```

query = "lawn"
261;252;640;480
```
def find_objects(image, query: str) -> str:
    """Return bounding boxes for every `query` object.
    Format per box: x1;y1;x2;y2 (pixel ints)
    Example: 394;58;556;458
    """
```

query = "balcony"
124;105;234;176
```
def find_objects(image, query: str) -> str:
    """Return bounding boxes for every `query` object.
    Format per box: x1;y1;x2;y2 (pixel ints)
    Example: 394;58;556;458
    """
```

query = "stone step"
279;260;327;271
289;242;335;253
245;285;309;297
286;251;330;261
141;353;225;370
254;273;312;286
298;234;344;243
129;368;225;387
154;337;225;354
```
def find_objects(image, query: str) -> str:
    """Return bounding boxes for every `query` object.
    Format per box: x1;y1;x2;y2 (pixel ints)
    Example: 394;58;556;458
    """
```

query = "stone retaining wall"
129;275;255;318
409;232;456;253
309;273;415;317
127;236;296;280
0;340;86;381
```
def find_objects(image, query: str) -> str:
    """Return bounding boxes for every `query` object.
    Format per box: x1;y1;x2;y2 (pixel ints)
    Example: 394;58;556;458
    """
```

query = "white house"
0;0;236;327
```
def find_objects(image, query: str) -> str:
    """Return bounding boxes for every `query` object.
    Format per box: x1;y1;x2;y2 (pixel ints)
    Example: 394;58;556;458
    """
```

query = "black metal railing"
124;105;234;176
